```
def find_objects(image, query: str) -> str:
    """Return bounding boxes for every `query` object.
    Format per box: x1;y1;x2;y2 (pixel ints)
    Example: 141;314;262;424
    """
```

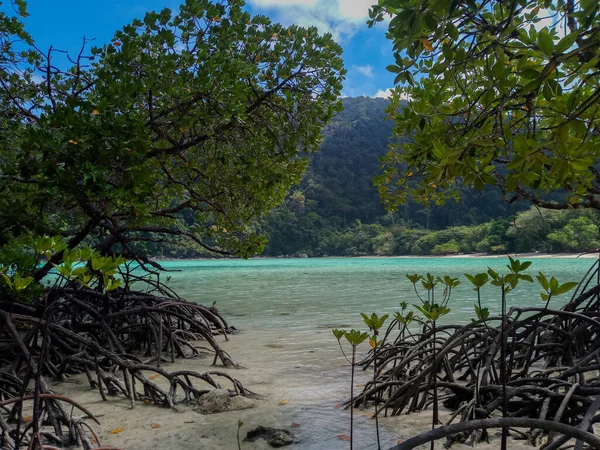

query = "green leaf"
555;31;579;53
536;272;549;291
13;273;33;291
1;273;13;289
441;43;452;60
521;68;540;80
474;304;489;320
537;29;554;56
447;23;458;41
360;312;370;326
520;274;533;283
406;273;422;284
15;0;28;17
413;304;431;319
465;0;477;13
343;329;369;346
553;281;578;296
105;278;122;292
424;13;438;31
332;329;344;341
376;314;389;330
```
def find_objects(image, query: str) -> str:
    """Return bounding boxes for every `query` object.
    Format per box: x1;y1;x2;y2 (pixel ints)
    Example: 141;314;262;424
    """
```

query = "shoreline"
46;255;595;449
151;251;599;262
54;329;539;450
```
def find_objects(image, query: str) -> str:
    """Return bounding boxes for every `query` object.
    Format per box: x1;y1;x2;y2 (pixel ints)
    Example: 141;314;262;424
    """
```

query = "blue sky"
19;0;395;98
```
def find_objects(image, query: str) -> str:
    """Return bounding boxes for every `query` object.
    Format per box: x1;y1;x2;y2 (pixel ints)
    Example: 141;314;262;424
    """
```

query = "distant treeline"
258;206;600;257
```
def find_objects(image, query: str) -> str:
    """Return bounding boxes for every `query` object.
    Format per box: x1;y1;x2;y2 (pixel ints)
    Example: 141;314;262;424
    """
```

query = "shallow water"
162;257;592;449
165;257;591;328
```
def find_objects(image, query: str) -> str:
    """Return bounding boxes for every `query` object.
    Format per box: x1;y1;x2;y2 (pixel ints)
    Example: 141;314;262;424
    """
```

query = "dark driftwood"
357;258;600;449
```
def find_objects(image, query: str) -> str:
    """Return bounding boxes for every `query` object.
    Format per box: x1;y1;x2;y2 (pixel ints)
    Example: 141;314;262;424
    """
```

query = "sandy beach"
41;256;598;449
51;328;542;450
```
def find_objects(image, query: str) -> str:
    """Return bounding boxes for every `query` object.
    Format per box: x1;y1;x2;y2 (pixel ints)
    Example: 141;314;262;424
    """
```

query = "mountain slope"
258;96;527;256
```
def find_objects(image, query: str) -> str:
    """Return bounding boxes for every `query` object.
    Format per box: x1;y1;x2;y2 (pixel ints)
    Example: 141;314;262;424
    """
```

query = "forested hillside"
257;97;553;257
149;96;599;258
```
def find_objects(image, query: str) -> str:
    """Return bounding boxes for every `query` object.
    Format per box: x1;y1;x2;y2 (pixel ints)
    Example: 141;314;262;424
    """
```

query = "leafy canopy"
370;0;600;210
0;0;344;268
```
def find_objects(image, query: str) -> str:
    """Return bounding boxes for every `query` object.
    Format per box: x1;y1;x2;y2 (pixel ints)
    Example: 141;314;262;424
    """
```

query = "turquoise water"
164;257;591;329
162;257;593;449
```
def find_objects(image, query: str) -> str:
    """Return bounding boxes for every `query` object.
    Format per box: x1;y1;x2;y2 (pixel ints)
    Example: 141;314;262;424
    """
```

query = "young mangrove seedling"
487;257;533;450
407;273;458;450
333;328;368;450
361;313;389;450
465;272;490;326
464;271;491;425
237;419;244;450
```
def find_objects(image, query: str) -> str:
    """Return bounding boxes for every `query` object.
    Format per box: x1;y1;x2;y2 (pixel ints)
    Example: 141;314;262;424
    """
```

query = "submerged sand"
50;328;542;450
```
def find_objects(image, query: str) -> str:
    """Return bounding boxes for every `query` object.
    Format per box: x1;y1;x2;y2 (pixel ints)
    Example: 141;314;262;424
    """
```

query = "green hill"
258;97;533;256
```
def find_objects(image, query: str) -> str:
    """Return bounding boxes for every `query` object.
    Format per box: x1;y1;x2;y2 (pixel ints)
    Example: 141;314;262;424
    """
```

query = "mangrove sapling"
465;273;490;329
237;419;244;450
407;274;457;450
375;303;415;418
464;271;490;442
487;257;533;450
361;313;389;450
333;328;368;450
525;272;578;379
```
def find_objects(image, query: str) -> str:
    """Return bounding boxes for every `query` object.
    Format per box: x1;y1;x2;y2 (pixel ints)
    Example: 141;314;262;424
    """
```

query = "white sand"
47;327;550;450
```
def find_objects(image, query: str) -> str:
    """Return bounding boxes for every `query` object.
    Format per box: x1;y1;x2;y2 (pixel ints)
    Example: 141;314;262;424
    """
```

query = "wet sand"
52;328;538;450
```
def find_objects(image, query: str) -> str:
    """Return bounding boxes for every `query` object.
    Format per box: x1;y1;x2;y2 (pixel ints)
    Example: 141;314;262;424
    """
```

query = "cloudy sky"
20;0;394;98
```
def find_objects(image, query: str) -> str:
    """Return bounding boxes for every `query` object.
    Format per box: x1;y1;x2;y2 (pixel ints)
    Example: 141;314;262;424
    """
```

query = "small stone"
270;430;294;447
245;426;294;447
229;395;255;411
194;389;254;414
194;389;230;414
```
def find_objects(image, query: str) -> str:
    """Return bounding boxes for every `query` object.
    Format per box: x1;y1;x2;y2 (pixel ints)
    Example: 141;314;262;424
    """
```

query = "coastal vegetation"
335;0;600;448
1;0;599;447
0;0;343;448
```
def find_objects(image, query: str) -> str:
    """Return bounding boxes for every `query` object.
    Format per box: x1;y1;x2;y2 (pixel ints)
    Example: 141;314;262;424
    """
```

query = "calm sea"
164;257;591;328
162;257;593;449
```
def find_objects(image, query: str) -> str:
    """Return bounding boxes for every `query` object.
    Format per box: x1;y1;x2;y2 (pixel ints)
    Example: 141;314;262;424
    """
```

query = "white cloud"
247;0;378;42
339;0;375;20
375;88;393;98
374;88;412;101
31;74;45;84
354;64;374;78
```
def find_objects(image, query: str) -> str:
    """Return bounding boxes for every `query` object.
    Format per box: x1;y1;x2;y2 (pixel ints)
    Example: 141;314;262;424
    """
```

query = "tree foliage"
371;0;600;211
0;0;344;268
0;2;344;447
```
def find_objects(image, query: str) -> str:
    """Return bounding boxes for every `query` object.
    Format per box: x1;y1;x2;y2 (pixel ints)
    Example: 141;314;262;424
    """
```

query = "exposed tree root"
0;277;251;449
354;258;600;449
388;417;600;450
